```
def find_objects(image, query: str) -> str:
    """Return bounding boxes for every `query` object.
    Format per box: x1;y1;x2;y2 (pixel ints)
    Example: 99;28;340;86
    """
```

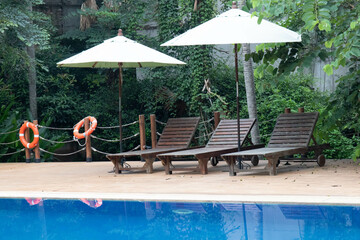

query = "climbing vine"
156;0;217;116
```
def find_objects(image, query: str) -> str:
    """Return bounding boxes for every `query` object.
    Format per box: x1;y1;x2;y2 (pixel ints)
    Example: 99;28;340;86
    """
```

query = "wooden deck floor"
0;159;359;205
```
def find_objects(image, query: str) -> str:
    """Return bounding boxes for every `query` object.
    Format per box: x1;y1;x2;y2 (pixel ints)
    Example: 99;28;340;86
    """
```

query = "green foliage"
255;73;328;142
0;0;51;48
0;103;22;162
323;129;360;159
249;0;359;159
319;72;360;159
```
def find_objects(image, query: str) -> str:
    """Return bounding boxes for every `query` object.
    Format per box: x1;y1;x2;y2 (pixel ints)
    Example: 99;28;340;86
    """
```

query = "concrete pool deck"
0;159;359;205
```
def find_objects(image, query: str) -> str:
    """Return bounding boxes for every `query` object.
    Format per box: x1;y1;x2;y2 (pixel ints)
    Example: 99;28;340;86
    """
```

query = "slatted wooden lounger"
221;112;330;176
157;118;263;175
106;117;200;174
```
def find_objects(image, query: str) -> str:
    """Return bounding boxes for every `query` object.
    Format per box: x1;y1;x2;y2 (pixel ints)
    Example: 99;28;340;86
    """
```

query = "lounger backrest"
206;119;256;148
156;117;200;148
267;112;319;148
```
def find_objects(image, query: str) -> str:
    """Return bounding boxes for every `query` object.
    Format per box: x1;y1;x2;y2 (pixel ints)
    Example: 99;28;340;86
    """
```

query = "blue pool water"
0;198;359;239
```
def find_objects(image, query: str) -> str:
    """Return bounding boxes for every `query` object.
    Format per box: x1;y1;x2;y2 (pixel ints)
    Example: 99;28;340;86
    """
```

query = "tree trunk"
242;44;261;144
238;0;261;144
27;2;38;120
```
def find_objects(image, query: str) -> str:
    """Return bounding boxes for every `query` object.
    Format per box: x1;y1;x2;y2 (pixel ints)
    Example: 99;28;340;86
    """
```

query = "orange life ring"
19;121;39;149
73;116;97;139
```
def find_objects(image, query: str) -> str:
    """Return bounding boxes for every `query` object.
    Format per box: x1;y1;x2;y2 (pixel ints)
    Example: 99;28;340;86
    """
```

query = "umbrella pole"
118;63;123;153
235;44;243;169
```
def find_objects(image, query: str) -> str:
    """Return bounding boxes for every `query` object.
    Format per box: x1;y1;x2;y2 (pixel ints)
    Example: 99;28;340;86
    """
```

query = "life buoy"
19;121;39;149
73;116;97;139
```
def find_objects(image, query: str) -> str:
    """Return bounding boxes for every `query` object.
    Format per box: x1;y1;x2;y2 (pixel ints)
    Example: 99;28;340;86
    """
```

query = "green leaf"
305;20;319;31
350;47;360;57
318;8;330;18
323;64;333;75
317;0;328;6
351;21;357;30
325;39;333;48
302;12;315;22
318;20;331;32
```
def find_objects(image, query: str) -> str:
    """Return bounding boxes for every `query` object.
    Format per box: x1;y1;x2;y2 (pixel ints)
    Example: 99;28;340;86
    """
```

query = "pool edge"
1;191;360;206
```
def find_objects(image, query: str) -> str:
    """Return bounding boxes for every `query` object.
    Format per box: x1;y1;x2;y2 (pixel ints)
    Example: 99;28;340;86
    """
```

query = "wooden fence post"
33;120;41;163
284;108;291;113
298;107;304;113
84;117;92;162
150;114;157;149
214;111;220;129
24;127;31;163
139;115;146;150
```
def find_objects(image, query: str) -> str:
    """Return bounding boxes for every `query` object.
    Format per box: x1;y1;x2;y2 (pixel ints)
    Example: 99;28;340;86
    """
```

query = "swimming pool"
1;198;359;239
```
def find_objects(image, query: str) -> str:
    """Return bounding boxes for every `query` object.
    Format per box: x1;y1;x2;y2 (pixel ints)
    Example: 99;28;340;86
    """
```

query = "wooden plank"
269;139;308;144
278;113;318;118
270;135;310;140
267;143;309;148
274;123;315;128
163;127;198;131
271;131;313;136
272;127;314;132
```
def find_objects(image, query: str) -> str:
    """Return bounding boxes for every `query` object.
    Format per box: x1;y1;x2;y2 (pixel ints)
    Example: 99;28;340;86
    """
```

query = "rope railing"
155;119;166;125
38;120;139;131
0;128;20;135
1;112;222;162
91;147;117;155
39;136;76;144
91;132;139;143
37;125;74;130
0;148;25;156
96;120;138;129
40;147;85;156
0;139;20;145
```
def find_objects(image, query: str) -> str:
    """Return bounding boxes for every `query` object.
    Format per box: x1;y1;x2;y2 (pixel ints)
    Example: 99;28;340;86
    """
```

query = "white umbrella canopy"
161;8;301;46
161;3;301;163
58;31;185;68
57;29;185;152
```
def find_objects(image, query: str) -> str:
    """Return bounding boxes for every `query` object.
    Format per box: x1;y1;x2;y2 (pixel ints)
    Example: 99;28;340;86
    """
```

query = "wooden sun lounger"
106;117;200;174
157;118;263;175
221;112;330;176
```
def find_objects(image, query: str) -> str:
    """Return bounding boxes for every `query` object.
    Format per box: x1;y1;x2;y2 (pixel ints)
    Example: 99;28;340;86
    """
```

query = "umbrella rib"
138;62;142;67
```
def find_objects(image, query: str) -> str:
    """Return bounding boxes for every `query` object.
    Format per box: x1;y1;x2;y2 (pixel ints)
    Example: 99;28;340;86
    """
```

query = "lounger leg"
111;158;120;174
228;157;236;176
267;158;278;176
144;158;154;174
161;157;172;175
198;158;208;175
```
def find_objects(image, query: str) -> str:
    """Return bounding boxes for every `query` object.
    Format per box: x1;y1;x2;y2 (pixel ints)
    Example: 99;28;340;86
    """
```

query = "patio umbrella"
57;29;185;152
161;3;301;164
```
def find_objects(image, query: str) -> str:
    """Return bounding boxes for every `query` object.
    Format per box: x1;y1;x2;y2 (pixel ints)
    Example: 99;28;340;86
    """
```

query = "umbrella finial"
232;1;237;9
117;29;123;36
